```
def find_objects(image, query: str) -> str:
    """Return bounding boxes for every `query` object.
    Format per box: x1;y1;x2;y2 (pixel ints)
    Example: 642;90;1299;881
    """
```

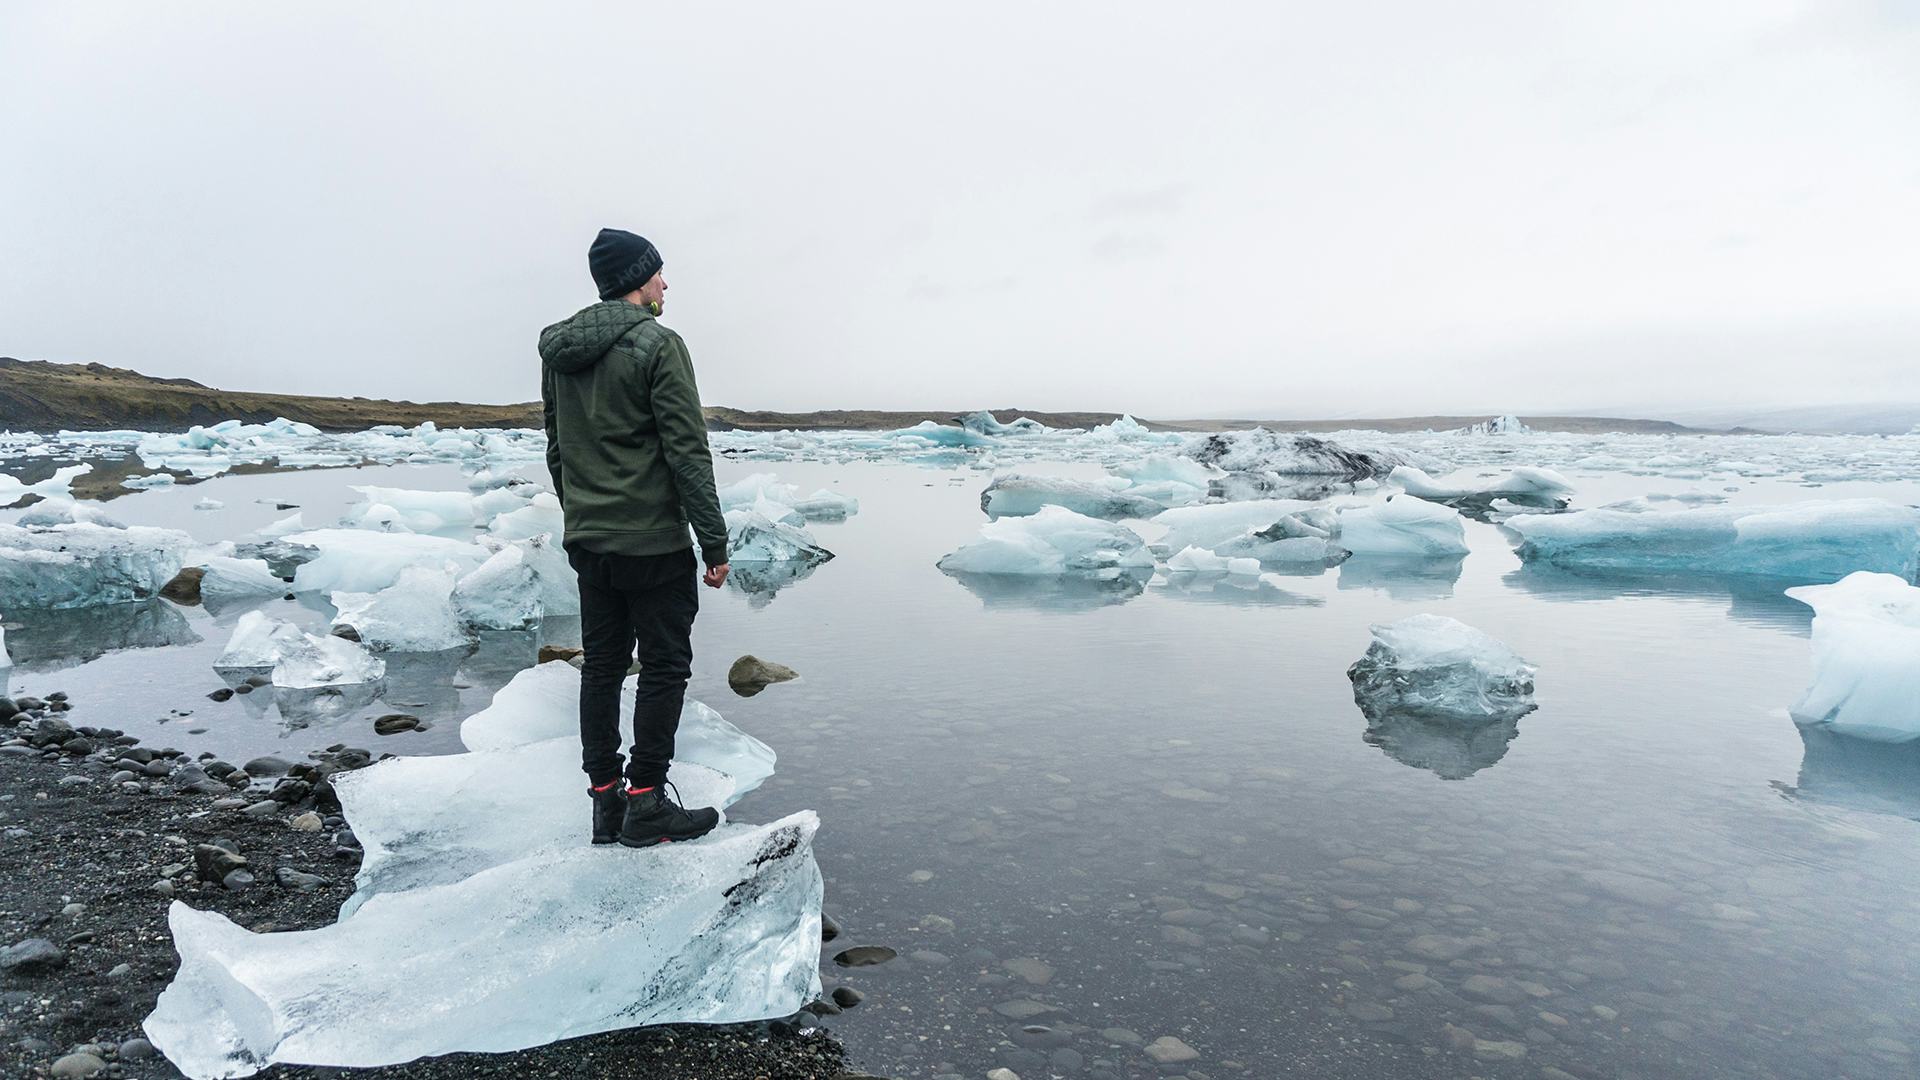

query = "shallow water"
5;454;1920;1079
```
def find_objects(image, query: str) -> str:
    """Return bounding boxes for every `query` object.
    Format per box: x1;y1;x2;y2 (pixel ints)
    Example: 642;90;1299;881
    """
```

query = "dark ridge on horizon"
2;356;1708;435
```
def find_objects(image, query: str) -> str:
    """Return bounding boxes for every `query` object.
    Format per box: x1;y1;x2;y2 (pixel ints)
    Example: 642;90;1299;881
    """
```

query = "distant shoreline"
3;356;1706;435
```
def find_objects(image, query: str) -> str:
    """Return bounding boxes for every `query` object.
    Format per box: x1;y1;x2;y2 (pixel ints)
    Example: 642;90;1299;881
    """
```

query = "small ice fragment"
193;498;224;511
1347;614;1537;722
214;610;386;688
726;507;834;565
196;556;287;605
1785;571;1920;743
13;497;126;529
1164;546;1262;575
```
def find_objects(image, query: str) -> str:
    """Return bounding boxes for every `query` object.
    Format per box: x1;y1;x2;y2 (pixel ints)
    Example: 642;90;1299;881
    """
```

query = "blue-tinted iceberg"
0;522;190;610
938;505;1154;577
726;506;834;565
1348;614;1537;722
981;473;1164;520
1785;571;1920;743
1335;496;1470;556
1506;499;1920;581
1152;499;1344;563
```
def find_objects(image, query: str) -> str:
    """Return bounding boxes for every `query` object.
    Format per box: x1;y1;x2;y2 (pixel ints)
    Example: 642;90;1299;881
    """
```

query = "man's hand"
703;562;730;589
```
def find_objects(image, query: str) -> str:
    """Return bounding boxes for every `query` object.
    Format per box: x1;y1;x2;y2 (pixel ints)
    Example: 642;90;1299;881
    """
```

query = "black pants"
567;545;699;789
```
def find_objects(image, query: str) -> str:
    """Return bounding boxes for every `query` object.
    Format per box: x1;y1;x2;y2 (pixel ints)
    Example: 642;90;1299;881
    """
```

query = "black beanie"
588;228;663;301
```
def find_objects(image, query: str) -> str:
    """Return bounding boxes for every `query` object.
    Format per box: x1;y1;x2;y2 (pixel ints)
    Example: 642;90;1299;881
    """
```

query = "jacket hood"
538;300;656;373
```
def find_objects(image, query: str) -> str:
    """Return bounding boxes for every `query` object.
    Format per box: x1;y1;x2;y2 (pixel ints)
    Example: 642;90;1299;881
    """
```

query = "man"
537;227;731;848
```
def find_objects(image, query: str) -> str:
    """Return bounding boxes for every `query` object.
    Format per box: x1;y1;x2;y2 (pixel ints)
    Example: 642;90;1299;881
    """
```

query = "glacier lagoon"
4;432;1920;1079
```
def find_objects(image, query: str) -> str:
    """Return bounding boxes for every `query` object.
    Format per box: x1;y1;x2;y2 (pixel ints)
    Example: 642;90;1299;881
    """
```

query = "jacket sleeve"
649;333;730;565
540;365;564;505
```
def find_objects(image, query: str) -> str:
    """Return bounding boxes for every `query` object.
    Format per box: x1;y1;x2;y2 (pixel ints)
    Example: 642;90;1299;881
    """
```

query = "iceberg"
1087;413;1154;441
0;522;190;610
1152;500;1345;563
886;420;994;448
1347;614;1537;723
487;492;565;541
1389;465;1572;509
961;410;1049;436
1187;430;1446;480
452;543;542;629
787;488;859;520
13;496;125;529
144;813;820;1078
1459;414;1531;435
1784;571;1920;742
937;505;1155;577
1506;499;1920;581
340;663;775;902
330;566;468;652
196;556;288;606
980;473;1164;520
215;611;386;688
282;529;488;595
349;486;477;534
726;507;834;565
718;472;799;510
1335;496;1470;556
1164;546;1262;576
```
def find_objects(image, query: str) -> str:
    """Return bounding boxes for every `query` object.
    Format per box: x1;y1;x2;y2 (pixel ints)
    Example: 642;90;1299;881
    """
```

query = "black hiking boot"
619;781;719;848
589;784;627;845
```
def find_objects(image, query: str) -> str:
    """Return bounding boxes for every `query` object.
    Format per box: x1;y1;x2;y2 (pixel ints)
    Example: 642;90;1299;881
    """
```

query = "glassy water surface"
5;457;1918;1080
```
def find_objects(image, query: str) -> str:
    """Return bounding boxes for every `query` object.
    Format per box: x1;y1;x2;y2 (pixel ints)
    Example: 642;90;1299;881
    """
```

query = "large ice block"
1152;499;1344;563
282;529;487;594
1335;496;1470;556
330;566;469;652
980;473;1164;520
937;505;1155;577
487;492;564;541
143;813;821;1078
1390;465;1572;508
1347;614;1537;722
1785;571;1920;742
339;664;775;903
196;557;289;607
1506;499;1920;581
348;486;477;534
1187;430;1446;479
13;496;125;529
452;543;541;629
0;522;190;610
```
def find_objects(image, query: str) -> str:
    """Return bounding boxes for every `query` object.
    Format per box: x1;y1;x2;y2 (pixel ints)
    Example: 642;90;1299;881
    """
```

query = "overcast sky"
3;2;1917;419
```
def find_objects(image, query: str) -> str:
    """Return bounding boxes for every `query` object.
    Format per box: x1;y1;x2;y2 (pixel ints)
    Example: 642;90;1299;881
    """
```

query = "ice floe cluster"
144;662;820;1076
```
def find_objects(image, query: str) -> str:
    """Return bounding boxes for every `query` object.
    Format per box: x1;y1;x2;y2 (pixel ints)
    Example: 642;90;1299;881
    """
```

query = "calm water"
6;458;1919;1080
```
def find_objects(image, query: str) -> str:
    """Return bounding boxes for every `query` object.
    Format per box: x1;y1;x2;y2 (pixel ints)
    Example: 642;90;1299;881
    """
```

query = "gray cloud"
2;1;1916;418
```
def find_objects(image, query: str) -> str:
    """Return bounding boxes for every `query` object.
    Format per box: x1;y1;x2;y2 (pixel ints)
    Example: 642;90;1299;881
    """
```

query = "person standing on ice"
537;227;729;848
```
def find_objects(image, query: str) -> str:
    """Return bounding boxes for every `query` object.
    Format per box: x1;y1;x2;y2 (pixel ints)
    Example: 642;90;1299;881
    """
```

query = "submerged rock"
728;654;799;697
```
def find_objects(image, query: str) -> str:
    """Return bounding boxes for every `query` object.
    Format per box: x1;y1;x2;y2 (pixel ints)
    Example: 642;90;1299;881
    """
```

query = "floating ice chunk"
887;420;993;447
787;489;859;520
1506;499;1920;581
214;610;386;687
0;463;91;506
1152;499;1344;563
726;507;834;565
283;529;488;595
122;473;177;489
1390;465;1572;507
453;543;541;629
1785;572;1920;743
488;492;564;540
719;472;800;510
345;486;476;534
470;484;532;519
331;566;468;652
937;505;1154;577
961;410;1049;436
1348;614;1537;722
1459;414;1531;435
0;523;190;610
247;512;306;541
980;473;1164;519
1088;414;1152;441
143;812;820;1078
1187;430;1446;479
1164;546;1262;575
193;498;224;511
345;501;413;533
1335;497;1470;556
13;497;125;529
196;556;287;606
1110;453;1217;507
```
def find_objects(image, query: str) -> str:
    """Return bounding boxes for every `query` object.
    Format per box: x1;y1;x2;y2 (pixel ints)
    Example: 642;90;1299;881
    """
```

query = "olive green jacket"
537;301;728;565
